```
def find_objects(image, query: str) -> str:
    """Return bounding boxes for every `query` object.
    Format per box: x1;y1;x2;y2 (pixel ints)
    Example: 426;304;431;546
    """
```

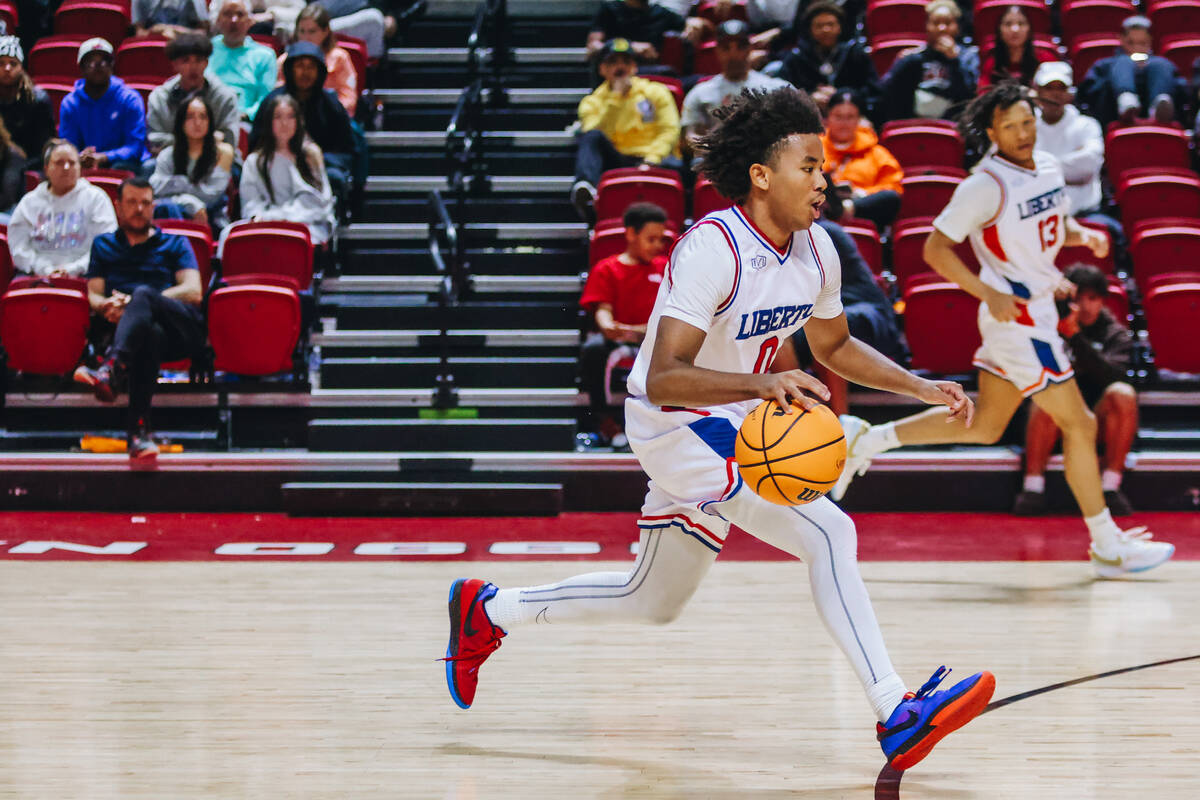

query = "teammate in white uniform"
832;83;1174;578
442;88;995;772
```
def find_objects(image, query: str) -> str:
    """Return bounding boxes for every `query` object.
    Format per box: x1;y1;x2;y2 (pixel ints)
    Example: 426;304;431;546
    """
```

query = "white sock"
1084;508;1121;554
483;588;523;631
867;672;909;723
1023;474;1045;493
861;421;901;458
1101;470;1122;492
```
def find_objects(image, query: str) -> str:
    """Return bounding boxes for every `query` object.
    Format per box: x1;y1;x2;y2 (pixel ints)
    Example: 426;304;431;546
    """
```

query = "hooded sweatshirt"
821;126;905;196
7;179;118;277
250;41;355;162
57;76;150;164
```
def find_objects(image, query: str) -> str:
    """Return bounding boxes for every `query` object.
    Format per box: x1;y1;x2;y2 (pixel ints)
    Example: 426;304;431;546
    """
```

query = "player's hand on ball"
983;288;1021;323
918;380;974;426
756;369;830;413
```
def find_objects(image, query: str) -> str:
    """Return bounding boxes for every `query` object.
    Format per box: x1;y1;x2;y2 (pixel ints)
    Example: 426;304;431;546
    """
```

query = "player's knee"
640;594;687;625
1105;382;1138;412
1063;406;1098;439
968;420;1007;445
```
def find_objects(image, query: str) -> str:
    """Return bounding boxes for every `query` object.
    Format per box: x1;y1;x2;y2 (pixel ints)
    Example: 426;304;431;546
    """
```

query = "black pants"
579;331;638;426
849;190;901;230
110;286;205;434
574;130;644;186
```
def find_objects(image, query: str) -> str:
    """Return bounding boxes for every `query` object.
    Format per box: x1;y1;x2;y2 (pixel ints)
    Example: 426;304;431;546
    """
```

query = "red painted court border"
0;512;1196;561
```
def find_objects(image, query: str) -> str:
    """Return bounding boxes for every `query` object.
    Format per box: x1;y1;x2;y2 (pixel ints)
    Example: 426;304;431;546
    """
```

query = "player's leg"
831;371;1024;500
713;490;994;768
1094;381;1138;516
1013;403;1061;516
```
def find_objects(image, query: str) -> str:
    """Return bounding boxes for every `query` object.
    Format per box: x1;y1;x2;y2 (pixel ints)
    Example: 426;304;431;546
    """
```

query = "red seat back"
891;217;977;288
28;35;89;81
119;75;161;108
1069;36;1122;84
54;1;130;47
866;0;929;37
878;124;964;171
0;287;90;375
868;35;924;76
697;0;747;23
1060;0;1137;49
1116;169;1200;229
1129;219;1200;289
37;79;77;125
1055;219;1115;275
249;33;284;55
595;171;686;229
902;281;981;374
0;1;17;32
692;40;722;76
157;219;215;288
1160;35;1200;77
974;0;1052;42
82;168;135;210
1105;275;1130;322
896;172;962;222
640;74;684;112
1143;279;1200;372
1149;0;1200;42
692;176;731;220
839;218;883;274
221;220;315;291
207;283;301;375
0;225;11;294
588;221;677;266
114;36;172;80
1104;126;1190;186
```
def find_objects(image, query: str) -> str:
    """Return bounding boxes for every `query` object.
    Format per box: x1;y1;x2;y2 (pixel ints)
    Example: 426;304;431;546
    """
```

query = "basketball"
735;401;847;505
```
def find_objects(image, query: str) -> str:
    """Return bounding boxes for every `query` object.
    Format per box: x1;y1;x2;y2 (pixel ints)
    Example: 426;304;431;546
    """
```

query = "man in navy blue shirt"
74;177;204;462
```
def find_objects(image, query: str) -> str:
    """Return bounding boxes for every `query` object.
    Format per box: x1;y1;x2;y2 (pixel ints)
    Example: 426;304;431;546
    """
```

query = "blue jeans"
1107;54;1177;109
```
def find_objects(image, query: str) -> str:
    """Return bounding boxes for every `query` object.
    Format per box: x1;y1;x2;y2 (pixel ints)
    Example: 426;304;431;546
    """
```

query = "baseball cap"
77;37;114;65
716;19;751;41
599;38;635;62
1033;61;1073;88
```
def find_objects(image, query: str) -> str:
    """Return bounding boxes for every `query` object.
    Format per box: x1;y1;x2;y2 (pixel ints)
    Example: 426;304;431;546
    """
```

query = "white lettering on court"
8;541;147;555
214;543;335;556
354;542;467;555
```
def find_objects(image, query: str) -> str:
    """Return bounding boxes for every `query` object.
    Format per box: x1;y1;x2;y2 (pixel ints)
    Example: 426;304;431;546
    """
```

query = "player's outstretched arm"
805;313;974;425
645;316;831;412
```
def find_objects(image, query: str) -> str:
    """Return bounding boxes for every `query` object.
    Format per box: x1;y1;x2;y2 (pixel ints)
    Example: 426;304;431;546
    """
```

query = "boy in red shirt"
579;202;670;448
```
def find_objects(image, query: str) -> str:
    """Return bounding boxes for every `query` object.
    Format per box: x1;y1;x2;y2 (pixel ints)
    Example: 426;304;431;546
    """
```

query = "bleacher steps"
319;355;577;389
308;418;577;451
280;481;564;516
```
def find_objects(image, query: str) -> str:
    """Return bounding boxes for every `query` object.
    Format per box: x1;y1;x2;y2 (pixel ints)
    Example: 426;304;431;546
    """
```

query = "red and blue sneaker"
442;578;506;710
877;666;996;770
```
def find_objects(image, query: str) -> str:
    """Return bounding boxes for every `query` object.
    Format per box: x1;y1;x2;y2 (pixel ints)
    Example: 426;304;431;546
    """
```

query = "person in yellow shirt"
571;38;682;223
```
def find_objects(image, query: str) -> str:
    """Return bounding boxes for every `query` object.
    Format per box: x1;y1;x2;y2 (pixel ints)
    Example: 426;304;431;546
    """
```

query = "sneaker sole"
1093;544;1175;578
445;578;471;710
830;418;868;502
889;671;996;771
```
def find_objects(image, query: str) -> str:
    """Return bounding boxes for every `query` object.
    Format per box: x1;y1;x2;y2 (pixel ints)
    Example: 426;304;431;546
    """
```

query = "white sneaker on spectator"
571;180;596;224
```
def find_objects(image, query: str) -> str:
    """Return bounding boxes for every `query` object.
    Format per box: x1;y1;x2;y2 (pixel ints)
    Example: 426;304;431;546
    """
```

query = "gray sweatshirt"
8;179;117;277
146;74;242;160
238;149;334;245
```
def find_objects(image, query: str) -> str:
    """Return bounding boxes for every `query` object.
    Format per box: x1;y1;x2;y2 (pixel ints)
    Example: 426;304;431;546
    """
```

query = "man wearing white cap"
1033;62;1104;218
57;38;150;172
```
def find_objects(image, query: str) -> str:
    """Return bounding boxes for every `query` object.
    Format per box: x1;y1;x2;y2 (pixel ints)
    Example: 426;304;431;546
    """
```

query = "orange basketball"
735;401;847;505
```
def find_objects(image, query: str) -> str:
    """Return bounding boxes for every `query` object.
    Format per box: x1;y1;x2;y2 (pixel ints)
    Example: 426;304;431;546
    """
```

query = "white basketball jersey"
626;205;842;423
939;150;1068;303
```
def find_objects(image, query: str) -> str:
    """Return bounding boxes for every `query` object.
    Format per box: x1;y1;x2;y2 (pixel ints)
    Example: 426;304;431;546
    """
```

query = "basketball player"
443;88;995;772
831;83;1174;578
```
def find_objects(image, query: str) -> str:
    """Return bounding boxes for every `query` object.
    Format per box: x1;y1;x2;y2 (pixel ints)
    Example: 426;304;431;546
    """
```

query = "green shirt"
208;35;276;121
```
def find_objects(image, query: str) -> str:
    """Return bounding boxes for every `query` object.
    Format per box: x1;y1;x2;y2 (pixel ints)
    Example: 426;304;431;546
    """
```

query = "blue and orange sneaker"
441;578;506;710
877;666;996;770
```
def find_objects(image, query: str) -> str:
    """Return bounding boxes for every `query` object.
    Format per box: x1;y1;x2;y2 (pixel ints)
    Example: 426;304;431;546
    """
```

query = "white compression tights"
484;494;905;719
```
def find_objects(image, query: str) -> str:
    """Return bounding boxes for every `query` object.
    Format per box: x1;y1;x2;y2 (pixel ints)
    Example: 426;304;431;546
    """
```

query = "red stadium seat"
595;169;686;229
641;74;684;112
1060;0;1137;50
0;1;17;33
1160;36;1200;77
1105;275;1130;322
114;36;171;80
250;33;285;55
0;225;11;294
1149;0;1200;43
54;1;130;46
82;168;135;208
1129;219;1200;289
119;75;161;108
1116;169;1200;229
1055;219;1115;274
896;171;963;222
1143;277;1200;372
221;221;315;291
35;79;74;126
974;0;1052;43
1069;36;1122;85
903;280;981;374
692;40;722;75
891;217;978;288
878;124;964;171
840;217;883;274
334;33;368;91
880;117;956;134
207;283;301;375
866;0;929;38
1145;269;1200;289
0;287;90;375
868;35;924;77
692;176;731;219
588;220;677;266
697;0;748;23
156;219;215;289
1104;126;1190;185
658;32;685;74
977;34;1059;61
28;35;89;80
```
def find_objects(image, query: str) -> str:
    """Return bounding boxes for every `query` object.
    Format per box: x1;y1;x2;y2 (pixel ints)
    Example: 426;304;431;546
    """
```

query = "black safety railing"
428;189;467;408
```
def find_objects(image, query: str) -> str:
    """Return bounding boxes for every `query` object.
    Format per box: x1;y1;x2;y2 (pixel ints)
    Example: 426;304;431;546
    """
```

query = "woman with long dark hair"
236;93;334;244
979;5;1051;88
149;94;235;228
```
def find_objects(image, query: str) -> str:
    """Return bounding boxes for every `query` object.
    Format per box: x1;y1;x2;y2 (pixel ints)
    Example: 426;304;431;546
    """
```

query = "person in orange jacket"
821;88;904;229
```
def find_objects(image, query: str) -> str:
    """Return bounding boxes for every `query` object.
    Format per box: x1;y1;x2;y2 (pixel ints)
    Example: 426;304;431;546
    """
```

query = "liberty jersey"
626;205;842;423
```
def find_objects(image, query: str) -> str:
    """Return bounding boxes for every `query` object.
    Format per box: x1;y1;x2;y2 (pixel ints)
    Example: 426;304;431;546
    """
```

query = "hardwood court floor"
1;560;1197;799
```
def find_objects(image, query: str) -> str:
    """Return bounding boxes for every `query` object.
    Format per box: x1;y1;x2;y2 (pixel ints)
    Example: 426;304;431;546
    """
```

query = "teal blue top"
208;35;277;121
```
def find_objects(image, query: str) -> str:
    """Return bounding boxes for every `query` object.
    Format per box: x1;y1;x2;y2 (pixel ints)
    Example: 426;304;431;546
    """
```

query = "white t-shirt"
627;205;842;422
1035;105;1104;215
680;71;792;130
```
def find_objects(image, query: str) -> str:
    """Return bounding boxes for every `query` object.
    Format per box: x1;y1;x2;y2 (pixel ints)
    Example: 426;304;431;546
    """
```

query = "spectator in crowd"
571;39;681;223
681;20;789;167
1079;15;1180;127
252;40;357;205
278;4;358;116
877;0;977;123
821;89;903;229
239;93;335;245
978;4;1052;88
58;39;150;172
1014;264;1137;517
587;0;690;63
134;0;210;39
742;0;805;68
250;0;389;59
150;96;235;228
0;36;55;173
777;2;879;114
74;177;204;462
7;140;117;277
210;0;278;120
0;117;23;220
578;201;669;448
147;33;241;157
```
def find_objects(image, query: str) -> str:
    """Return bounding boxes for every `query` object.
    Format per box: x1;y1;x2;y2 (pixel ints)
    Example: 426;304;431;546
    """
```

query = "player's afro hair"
958;80;1036;155
696;87;825;204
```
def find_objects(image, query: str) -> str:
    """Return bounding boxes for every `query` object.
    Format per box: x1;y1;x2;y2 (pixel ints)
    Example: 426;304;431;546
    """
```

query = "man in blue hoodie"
58;38;150;174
